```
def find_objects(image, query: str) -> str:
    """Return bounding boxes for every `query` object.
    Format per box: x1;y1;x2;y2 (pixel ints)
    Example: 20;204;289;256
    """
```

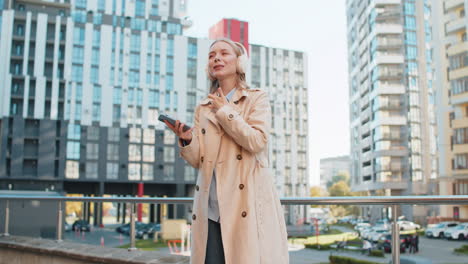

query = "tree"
309;186;328;208
310;186;328;197
328;181;351;197
326;171;350;189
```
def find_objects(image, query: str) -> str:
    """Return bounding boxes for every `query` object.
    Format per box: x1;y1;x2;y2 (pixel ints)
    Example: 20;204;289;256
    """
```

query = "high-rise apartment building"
0;2;309;225
209;19;309;224
0;0;207;225
432;0;468;221
346;0;437;222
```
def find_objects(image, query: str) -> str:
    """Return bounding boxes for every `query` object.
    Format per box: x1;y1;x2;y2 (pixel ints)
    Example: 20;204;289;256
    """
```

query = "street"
64;226;468;263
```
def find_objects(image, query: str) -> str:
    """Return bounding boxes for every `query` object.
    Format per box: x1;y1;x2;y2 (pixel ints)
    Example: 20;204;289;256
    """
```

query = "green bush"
329;255;381;264
454;244;468;254
304;242;333;250
368;249;384;257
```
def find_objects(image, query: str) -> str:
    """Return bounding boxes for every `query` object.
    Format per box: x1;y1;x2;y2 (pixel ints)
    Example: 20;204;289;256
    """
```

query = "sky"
184;0;350;186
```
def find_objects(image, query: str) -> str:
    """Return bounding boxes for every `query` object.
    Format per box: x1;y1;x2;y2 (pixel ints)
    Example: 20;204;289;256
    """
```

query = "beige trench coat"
179;88;289;264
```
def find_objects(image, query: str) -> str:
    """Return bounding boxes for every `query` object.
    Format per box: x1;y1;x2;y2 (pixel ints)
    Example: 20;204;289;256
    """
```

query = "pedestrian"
410;234;417;254
362;239;372;255
405;236;411;251
414;234;419;253
163;38;289;264
337;238;347;251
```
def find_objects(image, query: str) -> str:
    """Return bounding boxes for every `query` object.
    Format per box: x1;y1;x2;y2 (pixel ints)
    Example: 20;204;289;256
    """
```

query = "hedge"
329;255;381;264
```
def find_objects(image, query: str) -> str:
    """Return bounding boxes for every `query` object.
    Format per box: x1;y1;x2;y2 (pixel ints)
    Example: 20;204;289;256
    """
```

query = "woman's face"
208;41;238;81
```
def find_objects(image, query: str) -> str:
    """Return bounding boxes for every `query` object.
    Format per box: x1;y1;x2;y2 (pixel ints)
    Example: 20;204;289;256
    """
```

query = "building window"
108;127;120;141
88;127;100;140
65;161;79;179
86;162;98;179
184;165;196;182
149;90;159;108
128;163;141;180
106;163;119;180
107;144;119;160
129;144;141;161
449;52;468;71
164;130;175;144
143;129;155;144
66;142;80;159
86;143;99;159
164;147;174;162
142;145;155;162
454;154;468;170
163;165;174;181
142;164;153;180
129;127;142;142
454;128;468;144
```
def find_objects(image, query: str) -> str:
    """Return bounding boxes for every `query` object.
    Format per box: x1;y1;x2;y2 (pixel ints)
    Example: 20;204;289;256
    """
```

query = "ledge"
0;235;189;264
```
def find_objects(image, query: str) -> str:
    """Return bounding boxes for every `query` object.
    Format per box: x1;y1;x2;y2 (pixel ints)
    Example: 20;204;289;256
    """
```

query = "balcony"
374;24;403;35
452;117;468;129
373;0;402;7
453;168;468;177
451;90;468;105
445;17;466;35
445;0;464;12
447;42;468;56
453;143;468;154
372;53;404;66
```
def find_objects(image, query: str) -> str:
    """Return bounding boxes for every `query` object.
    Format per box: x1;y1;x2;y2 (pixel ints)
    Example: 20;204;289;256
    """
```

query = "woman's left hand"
207;88;228;113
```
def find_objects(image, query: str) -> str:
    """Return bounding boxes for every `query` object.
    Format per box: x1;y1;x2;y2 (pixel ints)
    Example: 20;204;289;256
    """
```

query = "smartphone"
158;114;191;132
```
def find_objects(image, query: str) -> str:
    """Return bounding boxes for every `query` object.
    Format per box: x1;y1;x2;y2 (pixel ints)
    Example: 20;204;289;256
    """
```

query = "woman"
164;38;289;264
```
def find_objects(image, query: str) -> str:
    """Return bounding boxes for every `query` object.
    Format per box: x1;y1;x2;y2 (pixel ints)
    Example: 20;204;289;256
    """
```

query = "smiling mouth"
214;65;224;71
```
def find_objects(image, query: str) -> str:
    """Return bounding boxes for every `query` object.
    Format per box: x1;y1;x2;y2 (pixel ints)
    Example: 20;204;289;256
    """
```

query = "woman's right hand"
164;120;194;143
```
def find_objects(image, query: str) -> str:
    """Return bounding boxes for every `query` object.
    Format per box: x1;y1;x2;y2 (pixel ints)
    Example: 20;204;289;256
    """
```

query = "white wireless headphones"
234;42;249;75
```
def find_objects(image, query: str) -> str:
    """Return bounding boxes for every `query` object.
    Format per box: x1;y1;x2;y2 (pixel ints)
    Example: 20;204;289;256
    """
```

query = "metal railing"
1;195;468;264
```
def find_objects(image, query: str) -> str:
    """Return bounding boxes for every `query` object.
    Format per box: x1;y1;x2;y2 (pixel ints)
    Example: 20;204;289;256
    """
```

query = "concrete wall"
0;236;189;264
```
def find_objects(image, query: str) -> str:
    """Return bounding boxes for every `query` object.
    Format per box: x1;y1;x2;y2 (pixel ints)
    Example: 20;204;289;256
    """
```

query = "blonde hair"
207;38;249;93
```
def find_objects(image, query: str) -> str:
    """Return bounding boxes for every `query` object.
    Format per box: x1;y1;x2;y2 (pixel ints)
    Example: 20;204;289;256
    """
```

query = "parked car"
72;220;90;232
377;234;410;253
425;221;458;238
369;228;390;243
64;222;72;232
398;220;421;231
355;222;371;232
444;223;468;240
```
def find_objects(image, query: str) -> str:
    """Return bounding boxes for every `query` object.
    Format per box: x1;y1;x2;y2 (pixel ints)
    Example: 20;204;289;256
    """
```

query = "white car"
355;222;371;232
444;223;468;240
425;221;459;238
398;220;421;231
369;229;390;242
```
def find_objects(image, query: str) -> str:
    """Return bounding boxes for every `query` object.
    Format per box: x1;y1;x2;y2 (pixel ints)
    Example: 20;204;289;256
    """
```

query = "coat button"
241;211;247;218
196;185;199;191
239;184;244;190
228;114;234;119
237;154;242;160
192;214;196;220
201;156;204;162
201;128;206;134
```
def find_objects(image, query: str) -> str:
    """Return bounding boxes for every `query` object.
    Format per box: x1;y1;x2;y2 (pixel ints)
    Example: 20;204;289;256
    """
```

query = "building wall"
346;0;437;221
433;0;468;222
320;156;350;189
